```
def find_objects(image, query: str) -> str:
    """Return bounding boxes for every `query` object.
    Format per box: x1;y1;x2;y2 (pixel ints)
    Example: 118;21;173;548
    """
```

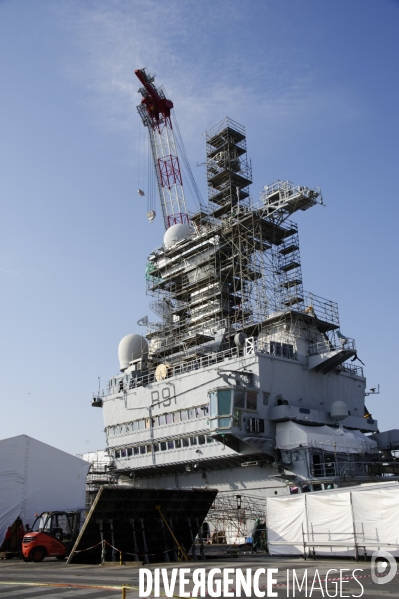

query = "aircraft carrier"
91;68;399;501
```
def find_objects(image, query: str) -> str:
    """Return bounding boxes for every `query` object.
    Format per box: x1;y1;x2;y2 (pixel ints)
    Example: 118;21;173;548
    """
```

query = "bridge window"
233;389;258;411
270;341;294;359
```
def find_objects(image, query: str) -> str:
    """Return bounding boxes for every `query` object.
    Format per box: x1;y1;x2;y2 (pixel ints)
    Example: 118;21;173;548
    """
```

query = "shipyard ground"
1;551;397;598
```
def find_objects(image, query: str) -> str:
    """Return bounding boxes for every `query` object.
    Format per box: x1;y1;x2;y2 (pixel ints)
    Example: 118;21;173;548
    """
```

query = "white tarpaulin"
0;435;90;545
266;482;399;557
352;486;399;554
267;494;306;556
275;421;378;454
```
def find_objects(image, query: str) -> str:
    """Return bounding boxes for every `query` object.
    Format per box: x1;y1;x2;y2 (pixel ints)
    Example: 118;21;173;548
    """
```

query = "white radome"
330;400;349;421
118;334;149;371
163;223;190;249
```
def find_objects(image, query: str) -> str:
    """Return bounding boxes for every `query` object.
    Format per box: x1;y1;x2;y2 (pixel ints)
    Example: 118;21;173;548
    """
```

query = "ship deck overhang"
113;452;272;478
260;309;339;333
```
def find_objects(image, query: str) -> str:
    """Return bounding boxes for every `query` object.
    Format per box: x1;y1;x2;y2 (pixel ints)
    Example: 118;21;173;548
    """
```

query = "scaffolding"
77;453;117;508
143;117;340;367
204;492;267;545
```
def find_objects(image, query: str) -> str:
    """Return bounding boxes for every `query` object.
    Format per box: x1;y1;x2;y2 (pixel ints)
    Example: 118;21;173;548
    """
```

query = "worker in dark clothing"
4;527;12;551
251;518;263;553
17;522;25;549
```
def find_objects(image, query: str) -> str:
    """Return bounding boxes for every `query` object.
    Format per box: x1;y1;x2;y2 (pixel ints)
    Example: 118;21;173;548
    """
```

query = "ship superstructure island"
92;69;399;498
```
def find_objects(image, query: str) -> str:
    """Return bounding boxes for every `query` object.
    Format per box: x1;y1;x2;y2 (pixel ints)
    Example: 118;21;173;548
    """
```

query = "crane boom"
135;68;189;230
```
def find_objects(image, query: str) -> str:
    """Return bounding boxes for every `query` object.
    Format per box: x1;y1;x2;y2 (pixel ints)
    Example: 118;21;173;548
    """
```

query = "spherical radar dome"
118;334;148;372
163;223;190;249
330;400;349;421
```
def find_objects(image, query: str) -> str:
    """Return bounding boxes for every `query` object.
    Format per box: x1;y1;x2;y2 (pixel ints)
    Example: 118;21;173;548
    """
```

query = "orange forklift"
22;511;83;562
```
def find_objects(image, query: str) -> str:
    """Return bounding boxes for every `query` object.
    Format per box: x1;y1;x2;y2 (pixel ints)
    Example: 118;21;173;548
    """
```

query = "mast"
135;68;189;230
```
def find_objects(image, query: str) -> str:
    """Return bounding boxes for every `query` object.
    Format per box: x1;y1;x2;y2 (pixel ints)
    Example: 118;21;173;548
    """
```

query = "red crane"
135;68;189;230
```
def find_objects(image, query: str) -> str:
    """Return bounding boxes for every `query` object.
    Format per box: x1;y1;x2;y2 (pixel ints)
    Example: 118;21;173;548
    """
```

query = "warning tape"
72;541;103;554
0;571;397;599
73;539;174;558
0;581;187;598
0;581;125;591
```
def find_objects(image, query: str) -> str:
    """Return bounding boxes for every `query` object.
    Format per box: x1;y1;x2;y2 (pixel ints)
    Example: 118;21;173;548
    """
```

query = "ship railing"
338;363;363;377
262;179;295;198
308;337;355;356
92;387;111;400
301;291;340;326
92;336;299;397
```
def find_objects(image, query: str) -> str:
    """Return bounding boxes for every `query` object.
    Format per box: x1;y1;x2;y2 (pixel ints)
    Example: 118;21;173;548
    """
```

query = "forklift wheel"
30;547;45;563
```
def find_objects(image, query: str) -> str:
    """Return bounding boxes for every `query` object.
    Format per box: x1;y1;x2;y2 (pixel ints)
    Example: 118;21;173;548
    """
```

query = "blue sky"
0;0;398;455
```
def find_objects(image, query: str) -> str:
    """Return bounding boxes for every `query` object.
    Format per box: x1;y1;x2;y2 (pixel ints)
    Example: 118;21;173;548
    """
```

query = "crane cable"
172;111;204;210
160;87;203;211
147;133;155;216
137;120;141;191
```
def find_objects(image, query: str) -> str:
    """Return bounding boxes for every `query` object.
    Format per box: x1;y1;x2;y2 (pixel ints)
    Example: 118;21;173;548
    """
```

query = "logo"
371;550;397;585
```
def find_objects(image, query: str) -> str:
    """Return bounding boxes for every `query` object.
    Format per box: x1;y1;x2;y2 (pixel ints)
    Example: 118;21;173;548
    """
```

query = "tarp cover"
276;421;378;454
0;435;90;545
266;482;399;557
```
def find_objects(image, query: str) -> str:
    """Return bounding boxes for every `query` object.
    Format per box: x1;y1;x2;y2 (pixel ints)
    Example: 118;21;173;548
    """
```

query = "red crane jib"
135;69;173;125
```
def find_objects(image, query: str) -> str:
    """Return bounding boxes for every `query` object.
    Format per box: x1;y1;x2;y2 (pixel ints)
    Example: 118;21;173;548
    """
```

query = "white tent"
266;482;399;557
0;435;90;545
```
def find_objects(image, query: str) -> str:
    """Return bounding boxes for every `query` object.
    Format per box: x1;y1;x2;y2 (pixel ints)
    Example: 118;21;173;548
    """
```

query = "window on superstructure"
282;343;294;359
190;437;197;446
127;448;132;457
180;410;188;421
140;445;146;455
175;439;182;449
138;420;145;430
167;441;174;450
182;438;189;447
270;341;282;357
217;390;232;416
188;409;196;420
270;341;294;359
158;415;166;426
206;436;214;443
132;421;138;431
198;435;206;445
173;412;180;423
233;390;245;409
145;419;150;429
153;443;159;452
134;446;139;455
147;444;152;453
247;391;257;410
233;410;241;427
166;414;173;425
160;441;167;451
233;389;258;411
